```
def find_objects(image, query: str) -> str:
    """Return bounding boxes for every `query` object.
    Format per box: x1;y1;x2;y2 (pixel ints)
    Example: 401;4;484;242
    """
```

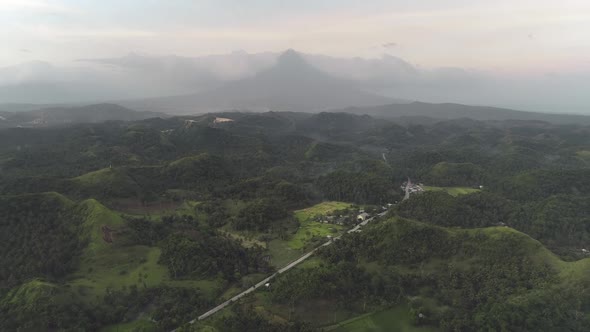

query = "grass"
288;222;342;250
73;168;120;184
577;150;590;164
268;239;302;267
77;199;126;255
296;257;323;269
113;199;201;222
288;202;350;250
294;201;352;220
2;279;59;306
175;200;200;217
330;305;436;332
72;168;140;194
251;292;354;327
556;254;590;280
67;246;169;302
67;199;221;303
221;230;267;248
422;186;480;197
267;202;351;265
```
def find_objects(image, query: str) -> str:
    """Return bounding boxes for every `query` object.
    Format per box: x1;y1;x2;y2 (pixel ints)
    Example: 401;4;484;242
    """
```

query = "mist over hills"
1;100;590;129
0;104;162;128
339;102;590;125
1;49;588;115
0;50;588;125
121;50;399;113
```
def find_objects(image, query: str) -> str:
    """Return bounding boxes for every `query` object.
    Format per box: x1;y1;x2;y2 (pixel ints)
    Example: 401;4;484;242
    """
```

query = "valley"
0;109;589;331
2;1;590;331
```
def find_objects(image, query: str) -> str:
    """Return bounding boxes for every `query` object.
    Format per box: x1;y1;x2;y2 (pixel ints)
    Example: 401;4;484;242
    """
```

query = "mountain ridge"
0;103;164;128
121;50;401;114
336;101;590;125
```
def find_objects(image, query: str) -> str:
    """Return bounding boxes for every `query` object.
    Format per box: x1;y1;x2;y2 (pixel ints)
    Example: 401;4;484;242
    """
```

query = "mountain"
0;103;163;128
339;101;590;125
122;50;402;114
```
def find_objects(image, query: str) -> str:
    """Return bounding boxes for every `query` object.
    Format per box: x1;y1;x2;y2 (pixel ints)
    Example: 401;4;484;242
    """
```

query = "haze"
1;0;589;114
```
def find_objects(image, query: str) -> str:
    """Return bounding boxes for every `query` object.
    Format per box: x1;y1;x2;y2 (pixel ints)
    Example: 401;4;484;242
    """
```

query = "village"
313;209;372;226
401;178;425;197
309;178;427;227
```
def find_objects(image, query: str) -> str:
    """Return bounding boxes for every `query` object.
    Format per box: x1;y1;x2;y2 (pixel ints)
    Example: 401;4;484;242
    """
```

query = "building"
357;212;370;222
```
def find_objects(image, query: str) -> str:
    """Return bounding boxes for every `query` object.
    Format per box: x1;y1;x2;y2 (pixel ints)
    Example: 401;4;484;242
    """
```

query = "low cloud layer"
0;50;588;114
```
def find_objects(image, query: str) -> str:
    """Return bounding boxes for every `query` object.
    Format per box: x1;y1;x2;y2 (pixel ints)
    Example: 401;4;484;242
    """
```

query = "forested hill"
295;217;590;331
0;103;164;128
337;101;590;125
0;110;589;331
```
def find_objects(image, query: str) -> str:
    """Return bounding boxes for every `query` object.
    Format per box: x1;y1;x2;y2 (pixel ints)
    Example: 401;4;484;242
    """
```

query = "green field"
67;246;169;302
221;229;267;248
331;306;436;332
268;238;303;267
577;150;590;163
294;201;352;220
65;199;221;303
266;202;351;267
72;168;141;198
422;186;480;196
288;201;350;250
296;257;323;269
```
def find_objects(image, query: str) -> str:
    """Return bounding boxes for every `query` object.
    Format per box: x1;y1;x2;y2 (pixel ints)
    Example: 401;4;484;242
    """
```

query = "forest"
1;110;589;331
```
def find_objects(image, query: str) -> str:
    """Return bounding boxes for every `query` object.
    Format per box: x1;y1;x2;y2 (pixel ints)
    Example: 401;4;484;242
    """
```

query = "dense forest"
1;110;589;331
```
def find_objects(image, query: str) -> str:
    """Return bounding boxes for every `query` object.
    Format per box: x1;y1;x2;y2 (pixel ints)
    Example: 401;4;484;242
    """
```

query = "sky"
0;0;589;113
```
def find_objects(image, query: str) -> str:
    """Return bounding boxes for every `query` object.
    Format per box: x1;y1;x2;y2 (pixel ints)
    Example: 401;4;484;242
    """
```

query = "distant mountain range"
121;50;403;114
0;50;589;126
337;102;590;125
1;100;589;129
0;104;163;128
2;49;589;115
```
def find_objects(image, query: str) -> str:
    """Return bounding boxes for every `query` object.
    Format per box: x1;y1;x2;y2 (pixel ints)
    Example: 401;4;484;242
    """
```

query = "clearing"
288;201;351;250
422;186;480;196
330;305;436;332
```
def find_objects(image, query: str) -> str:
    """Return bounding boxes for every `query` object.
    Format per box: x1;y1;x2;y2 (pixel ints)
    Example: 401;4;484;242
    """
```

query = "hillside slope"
241;217;590;331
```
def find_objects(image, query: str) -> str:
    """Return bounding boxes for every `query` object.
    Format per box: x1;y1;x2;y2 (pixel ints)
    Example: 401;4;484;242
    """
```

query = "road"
175;211;388;329
403;179;411;201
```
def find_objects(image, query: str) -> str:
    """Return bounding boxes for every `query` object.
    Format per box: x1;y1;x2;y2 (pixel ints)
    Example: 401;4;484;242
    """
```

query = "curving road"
174;211;387;330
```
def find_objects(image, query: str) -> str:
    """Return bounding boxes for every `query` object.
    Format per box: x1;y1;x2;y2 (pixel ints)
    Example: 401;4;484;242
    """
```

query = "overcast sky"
0;0;589;113
1;0;589;70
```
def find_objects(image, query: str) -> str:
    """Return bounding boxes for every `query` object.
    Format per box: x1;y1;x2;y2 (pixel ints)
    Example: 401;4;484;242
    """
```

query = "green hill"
423;162;485;187
253;217;590;331
72;168;142;199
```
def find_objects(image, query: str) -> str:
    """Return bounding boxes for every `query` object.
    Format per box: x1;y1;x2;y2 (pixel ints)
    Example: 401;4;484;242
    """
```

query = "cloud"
382;42;397;48
32;26;157;39
0;0;81;14
1;50;589;114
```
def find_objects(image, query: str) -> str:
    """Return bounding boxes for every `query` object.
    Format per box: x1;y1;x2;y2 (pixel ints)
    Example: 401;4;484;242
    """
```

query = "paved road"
403;181;411;201
175;211;388;330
